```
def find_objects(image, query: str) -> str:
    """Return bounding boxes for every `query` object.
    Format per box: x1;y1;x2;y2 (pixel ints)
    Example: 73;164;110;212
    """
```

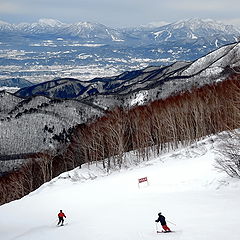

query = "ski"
157;230;174;233
57;223;68;227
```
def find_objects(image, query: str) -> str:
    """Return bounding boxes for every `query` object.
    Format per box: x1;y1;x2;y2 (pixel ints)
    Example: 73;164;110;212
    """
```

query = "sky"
0;0;240;27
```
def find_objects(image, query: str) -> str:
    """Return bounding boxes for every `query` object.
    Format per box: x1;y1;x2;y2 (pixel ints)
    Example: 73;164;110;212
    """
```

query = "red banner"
138;177;148;183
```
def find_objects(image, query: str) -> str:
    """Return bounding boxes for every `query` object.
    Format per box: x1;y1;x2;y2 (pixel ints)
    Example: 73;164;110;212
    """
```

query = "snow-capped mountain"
17;18;67;34
64;22;124;41
126;18;240;47
165;18;240;35
17;19;124;41
0;20;16;32
0;18;239;44
0;18;124;42
156;18;239;45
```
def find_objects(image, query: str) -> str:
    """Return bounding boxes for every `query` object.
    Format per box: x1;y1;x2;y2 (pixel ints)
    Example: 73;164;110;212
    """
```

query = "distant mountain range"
1;18;240;85
1;18;239;46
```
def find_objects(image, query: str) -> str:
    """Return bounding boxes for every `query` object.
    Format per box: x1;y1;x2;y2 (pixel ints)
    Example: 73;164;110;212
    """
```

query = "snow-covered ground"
0;87;20;93
0;136;240;240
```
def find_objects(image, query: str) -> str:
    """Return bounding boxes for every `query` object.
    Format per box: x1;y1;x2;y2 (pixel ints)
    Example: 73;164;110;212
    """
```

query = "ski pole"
167;220;176;226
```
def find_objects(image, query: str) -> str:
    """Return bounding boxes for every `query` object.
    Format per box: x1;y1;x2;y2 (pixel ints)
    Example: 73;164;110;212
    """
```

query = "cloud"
163;0;240;12
0;2;20;14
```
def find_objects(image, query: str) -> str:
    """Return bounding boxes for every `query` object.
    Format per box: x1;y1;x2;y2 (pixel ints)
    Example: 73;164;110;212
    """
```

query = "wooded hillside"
1;74;240;205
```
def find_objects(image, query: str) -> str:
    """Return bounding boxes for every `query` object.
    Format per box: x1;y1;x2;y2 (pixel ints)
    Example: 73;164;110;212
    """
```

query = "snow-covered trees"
216;132;240;179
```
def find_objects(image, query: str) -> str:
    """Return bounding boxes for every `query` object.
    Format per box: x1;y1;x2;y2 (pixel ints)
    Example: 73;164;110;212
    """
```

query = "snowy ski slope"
0;135;240;240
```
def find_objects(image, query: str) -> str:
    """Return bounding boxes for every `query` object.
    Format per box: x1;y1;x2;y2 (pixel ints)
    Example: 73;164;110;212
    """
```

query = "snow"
165;31;172;41
172;18;239;33
142;21;169;28
181;42;240;76
153;30;165;38
0;86;19;93
189;32;198;39
0;136;240;240
70;43;105;47
38;19;64;28
130;90;148;106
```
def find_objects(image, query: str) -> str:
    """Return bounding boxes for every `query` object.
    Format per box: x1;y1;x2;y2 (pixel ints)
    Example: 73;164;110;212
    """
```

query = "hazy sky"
0;0;240;27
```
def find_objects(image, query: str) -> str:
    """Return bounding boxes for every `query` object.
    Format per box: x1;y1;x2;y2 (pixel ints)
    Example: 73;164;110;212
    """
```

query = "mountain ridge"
1;18;239;45
14;42;240;109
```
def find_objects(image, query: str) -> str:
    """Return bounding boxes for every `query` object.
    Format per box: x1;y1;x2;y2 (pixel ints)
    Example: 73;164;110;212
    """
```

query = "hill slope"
0;135;240;240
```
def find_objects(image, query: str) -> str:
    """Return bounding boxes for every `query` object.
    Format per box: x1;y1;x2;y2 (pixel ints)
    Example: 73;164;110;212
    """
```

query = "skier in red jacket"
57;210;66;226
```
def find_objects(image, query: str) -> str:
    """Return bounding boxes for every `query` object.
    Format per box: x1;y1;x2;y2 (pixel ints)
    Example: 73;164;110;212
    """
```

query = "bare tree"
215;132;240;178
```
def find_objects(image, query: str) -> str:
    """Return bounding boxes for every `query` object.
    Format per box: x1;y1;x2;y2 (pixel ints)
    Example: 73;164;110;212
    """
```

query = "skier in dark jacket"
57;210;66;226
155;212;171;232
